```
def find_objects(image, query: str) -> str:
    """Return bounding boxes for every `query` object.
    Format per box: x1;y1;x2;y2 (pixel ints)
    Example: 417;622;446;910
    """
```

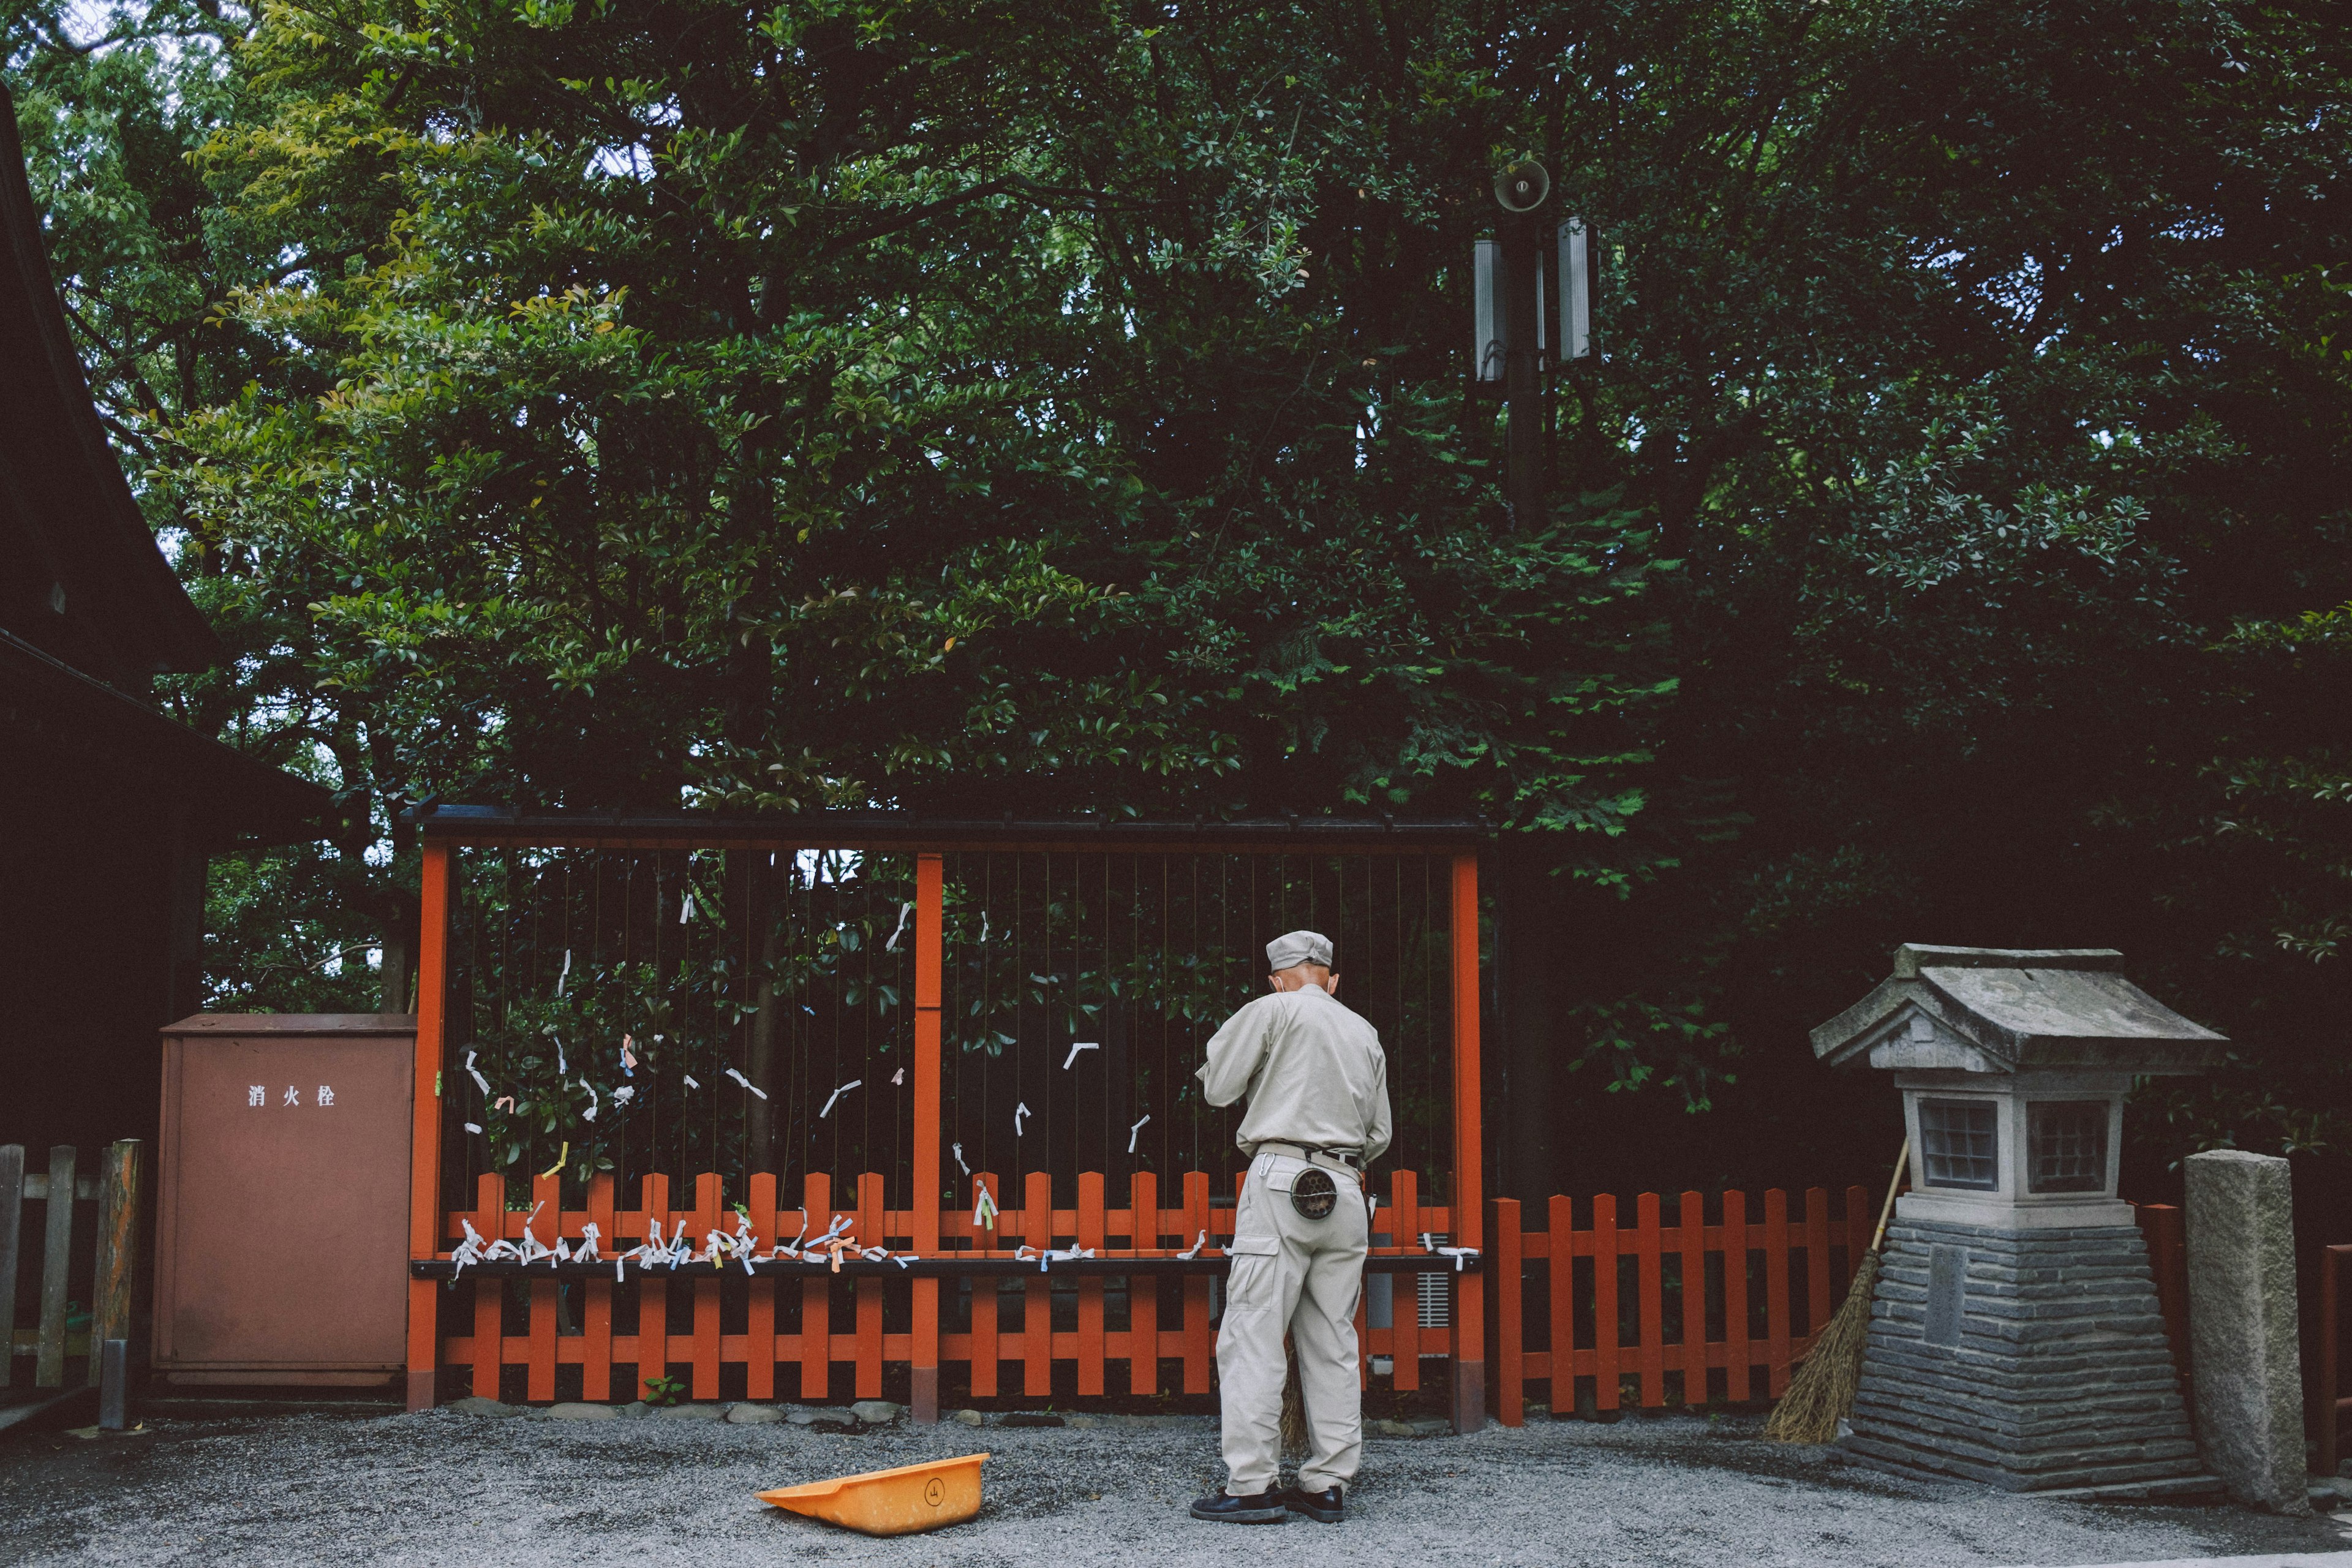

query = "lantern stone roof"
1812;944;2227;1076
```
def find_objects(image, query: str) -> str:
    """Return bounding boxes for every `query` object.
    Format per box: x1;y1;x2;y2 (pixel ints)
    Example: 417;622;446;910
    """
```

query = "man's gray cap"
1265;930;1333;971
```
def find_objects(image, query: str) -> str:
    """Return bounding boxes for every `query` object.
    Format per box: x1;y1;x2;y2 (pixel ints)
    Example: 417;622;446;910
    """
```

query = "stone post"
2185;1150;2310;1513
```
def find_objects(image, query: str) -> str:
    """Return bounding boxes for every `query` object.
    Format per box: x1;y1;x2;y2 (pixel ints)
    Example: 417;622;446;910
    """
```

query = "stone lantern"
1811;944;2227;1494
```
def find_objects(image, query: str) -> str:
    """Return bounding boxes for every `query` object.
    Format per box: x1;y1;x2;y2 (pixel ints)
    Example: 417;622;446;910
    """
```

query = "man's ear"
1325;973;1341;997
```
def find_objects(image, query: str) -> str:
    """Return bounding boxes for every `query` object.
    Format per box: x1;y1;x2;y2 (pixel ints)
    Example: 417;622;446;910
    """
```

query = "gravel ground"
7;1403;2352;1567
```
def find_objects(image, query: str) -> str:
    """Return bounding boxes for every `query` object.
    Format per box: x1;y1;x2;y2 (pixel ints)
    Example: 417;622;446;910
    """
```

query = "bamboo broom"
1761;1139;1909;1444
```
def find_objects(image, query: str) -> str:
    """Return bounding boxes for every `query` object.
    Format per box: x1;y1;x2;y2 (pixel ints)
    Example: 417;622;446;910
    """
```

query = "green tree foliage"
9;0;2349;1181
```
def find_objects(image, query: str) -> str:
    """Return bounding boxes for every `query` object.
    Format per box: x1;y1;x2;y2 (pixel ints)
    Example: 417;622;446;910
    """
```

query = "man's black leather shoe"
1284;1485;1344;1523
1189;1490;1287;1523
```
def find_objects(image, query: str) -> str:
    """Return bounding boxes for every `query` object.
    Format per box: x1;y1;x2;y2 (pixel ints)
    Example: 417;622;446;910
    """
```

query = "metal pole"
1501;213;1543;530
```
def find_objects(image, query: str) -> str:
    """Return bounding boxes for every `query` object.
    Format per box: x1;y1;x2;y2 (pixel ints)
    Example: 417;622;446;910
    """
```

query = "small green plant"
643;1374;685;1408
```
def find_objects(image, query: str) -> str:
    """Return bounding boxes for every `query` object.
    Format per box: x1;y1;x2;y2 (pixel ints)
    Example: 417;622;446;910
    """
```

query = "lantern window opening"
2026;1099;2109;1194
1918;1098;1999;1190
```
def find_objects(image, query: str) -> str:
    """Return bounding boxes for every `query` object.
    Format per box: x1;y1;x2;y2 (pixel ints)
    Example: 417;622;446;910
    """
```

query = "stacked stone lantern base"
1843;1217;2209;1494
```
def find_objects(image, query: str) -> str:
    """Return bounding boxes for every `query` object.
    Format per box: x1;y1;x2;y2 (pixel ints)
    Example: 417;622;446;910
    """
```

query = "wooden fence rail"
427;1166;1463;1410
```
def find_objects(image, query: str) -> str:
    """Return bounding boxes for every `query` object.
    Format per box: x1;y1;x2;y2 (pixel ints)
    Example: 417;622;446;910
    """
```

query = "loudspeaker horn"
1492;159;1550;213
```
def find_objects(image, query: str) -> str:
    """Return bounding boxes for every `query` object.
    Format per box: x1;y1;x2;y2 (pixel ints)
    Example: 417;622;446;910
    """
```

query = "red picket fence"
1485;1187;1874;1422
430;1166;1461;1406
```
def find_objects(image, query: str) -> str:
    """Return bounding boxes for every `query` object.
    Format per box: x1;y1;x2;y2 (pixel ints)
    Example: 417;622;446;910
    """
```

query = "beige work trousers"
1216;1149;1369;1496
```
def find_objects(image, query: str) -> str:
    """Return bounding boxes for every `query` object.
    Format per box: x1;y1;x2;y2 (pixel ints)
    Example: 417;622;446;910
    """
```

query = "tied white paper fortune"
723;1066;768;1100
972;1180;998;1231
1062;1042;1099;1071
464;1050;491;1098
766;1214;812;1262
884;902;912;952
1178;1231;1208;1261
1016;1243;1096;1273
1421;1233;1480;1272
680;892;696;923
1128;1115;1150;1154
820;1079;861;1118
574;1223;601;1265
579;1080;598;1121
464;1122;484;1134
891;1068;905;1087
554;948;571;997
611;1085;634;1107
450;1219;489;1278
1012;1101;1031;1137
952;1142;970;1175
681;1074;700;1090
978;912;990;944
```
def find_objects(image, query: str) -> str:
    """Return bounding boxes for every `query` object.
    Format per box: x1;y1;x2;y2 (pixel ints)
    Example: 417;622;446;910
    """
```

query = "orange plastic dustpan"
757;1452;989;1536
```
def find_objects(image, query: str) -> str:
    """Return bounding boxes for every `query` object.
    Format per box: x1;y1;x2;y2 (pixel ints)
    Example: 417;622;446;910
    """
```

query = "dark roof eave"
0;627;335;842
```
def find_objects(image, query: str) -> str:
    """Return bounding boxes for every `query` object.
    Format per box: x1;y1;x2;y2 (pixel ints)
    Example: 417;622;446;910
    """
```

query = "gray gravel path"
7;1404;2352;1567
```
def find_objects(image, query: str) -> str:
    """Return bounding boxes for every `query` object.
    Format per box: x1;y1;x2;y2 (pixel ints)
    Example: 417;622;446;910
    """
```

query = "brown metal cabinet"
154;1014;416;1384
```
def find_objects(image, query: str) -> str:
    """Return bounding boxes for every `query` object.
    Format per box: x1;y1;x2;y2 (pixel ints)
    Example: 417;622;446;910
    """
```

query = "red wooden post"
910;854;943;1422
855;1171;884;1398
1547;1194;1575;1416
1390;1168;1421;1390
691;1172;724;1399
1763;1188;1792;1395
1491;1197;1523;1426
1181;1171;1212;1394
1447;852;1485;1433
1023;1171;1054;1396
970;1172;1000;1397
1635;1192;1664;1408
639;1173;671;1401
746;1171;777;1401
1076;1171;1107;1396
526;1171;562;1403
1128;1170;1158;1396
799;1171;831;1398
1593;1193;1620;1413
1843;1185;1872;1292
583;1171;615;1401
405;842;453;1412
2138;1204;2192;1412
1803;1186;1831;1335
1678;1191;1707;1406
470;1171;502;1399
1722;1189;1751;1403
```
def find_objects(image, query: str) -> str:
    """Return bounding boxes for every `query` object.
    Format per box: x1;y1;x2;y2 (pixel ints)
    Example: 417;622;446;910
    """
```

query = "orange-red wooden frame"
403;829;1487;1429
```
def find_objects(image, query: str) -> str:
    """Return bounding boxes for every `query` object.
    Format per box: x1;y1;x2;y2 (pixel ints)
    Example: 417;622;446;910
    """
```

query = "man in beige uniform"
1188;929;1391;1526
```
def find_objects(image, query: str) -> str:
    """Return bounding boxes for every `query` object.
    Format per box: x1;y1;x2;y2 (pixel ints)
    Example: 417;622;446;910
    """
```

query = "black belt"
1254;1140;1363;1172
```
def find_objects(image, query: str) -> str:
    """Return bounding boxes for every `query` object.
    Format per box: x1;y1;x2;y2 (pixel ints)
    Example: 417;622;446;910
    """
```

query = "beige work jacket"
1195;985;1393;1164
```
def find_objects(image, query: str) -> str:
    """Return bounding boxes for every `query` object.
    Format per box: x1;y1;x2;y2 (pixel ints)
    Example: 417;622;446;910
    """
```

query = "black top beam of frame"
411;804;1489;856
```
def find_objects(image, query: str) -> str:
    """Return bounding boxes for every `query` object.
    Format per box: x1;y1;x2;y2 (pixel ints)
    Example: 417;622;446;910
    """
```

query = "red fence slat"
583;1172;614;1402
1722;1189;1751;1404
1491;1198;1523;1427
1023;1171;1053;1398
798;1172;829;1399
971;1172;1000;1398
1129;1171;1158;1397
